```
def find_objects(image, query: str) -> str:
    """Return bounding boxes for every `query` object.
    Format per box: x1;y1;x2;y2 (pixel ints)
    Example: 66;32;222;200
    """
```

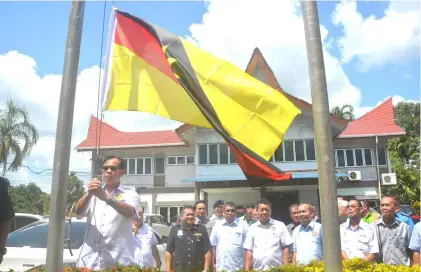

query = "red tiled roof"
76;115;185;150
338;97;406;138
245;48;349;128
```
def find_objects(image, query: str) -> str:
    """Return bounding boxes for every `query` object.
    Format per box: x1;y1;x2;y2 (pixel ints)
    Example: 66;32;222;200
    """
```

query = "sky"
0;0;419;192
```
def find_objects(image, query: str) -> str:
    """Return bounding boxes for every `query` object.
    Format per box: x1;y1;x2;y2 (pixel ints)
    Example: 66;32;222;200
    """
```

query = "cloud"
0;51;179;192
332;0;420;71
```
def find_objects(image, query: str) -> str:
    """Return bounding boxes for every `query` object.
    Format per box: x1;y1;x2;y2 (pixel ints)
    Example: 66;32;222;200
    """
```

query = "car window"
15;216;40;230
400;206;413;215
6;221;86;249
154;231;162;244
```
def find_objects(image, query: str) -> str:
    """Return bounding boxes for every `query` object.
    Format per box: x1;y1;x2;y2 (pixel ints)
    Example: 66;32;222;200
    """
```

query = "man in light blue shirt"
210;201;248;272
409;222;420;266
292;203;323;265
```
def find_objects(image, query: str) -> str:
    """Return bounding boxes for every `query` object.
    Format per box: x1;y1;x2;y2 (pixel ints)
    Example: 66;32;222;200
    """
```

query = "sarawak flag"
101;9;301;185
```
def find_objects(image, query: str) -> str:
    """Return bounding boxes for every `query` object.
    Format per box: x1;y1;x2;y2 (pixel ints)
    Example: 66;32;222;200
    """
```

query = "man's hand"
87;179;108;201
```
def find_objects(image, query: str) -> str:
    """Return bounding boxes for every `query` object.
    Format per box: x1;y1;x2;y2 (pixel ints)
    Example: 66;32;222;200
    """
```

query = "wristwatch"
1;248;7;255
105;196;116;207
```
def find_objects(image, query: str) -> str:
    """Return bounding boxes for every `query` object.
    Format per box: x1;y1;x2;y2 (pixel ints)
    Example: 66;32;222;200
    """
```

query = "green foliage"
383;102;420;204
21;260;420;272
9;182;44;214
331;104;355;121
0;98;39;177
67;171;86;207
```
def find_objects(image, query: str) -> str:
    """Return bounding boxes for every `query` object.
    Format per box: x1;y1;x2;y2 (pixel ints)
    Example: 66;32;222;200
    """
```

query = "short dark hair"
245;205;254;210
104;156;125;170
289;204;299;212
348;199;362;208
224;201;237;210
255;199;272;210
181;205;195;215
194;200;206;210
383;194;399;205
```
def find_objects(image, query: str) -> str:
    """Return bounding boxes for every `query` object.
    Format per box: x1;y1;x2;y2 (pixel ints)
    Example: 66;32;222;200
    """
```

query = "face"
346;200;362;218
290;206;300;223
195;203;206;217
214;205;224;217
102;158;124;186
257;203;271;222
224;205;237;222
361;202;369;214
380;197;396;217
133;210;144;228
182;208;196;225
338;202;347;216
298;204;312;225
244;208;253;220
252;208;259;222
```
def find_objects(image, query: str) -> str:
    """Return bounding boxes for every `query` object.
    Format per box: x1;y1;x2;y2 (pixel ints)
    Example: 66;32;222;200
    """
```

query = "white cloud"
0;51;179;193
332;0;420;71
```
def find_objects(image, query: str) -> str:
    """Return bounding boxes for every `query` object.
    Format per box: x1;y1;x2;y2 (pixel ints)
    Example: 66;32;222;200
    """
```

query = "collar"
257;218;275;227
223;218;238;226
377;217;400;227
301;220;316;230
103;183;124;194
346;218;367;230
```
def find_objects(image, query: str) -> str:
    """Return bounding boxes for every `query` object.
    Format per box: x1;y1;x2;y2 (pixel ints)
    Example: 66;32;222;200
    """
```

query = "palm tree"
0;99;39;177
331;104;355;121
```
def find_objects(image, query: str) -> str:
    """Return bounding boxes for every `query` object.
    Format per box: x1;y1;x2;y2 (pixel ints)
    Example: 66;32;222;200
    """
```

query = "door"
266;191;298;224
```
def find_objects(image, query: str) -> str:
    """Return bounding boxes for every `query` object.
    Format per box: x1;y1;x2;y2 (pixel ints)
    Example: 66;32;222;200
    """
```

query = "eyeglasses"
102;166;118;171
225;209;236;213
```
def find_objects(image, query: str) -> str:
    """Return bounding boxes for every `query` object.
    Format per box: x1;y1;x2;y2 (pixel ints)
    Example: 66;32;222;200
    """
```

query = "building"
76;48;405;224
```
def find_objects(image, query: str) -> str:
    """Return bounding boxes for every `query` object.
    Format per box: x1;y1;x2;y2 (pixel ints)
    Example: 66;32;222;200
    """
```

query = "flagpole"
45;1;85;271
301;1;342;271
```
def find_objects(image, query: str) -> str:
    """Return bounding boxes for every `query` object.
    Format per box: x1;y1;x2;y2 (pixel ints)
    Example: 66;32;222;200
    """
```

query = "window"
123;158;152;175
6;221;86;249
198;144;237;165
377;148;387;166
269;140;315;162
155;157;165;174
158;206;182;223
167;155;195;165
335;148;373;167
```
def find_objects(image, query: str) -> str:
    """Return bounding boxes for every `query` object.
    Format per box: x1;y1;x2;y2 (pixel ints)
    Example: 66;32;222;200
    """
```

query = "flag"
101;8;301;185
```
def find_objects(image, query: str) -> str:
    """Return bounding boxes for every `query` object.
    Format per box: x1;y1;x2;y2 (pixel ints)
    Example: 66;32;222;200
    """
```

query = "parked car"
143;213;172;237
8;213;44;233
0;218;167;272
374;204;420;224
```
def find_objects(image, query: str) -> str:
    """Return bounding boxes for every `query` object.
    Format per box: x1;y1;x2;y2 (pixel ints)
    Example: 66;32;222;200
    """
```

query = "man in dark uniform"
165;205;211;272
0;177;15;264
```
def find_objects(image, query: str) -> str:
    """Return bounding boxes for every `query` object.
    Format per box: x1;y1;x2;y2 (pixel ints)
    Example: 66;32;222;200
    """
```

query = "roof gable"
245;48;348;128
76;116;185;150
338;97;406;138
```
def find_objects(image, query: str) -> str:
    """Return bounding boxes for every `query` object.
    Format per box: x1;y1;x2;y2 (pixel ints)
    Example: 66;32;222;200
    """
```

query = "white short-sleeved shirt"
340;220;379;259
243;218;292;271
76;184;140;270
134;223;158;268
210;218;248;272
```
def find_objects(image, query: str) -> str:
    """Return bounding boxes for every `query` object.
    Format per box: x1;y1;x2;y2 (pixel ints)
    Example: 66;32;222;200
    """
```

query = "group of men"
74;156;420;272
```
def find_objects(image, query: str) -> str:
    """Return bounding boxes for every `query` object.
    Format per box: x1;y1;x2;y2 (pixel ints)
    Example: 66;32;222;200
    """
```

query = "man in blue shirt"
394;197;414;234
409;222;420;266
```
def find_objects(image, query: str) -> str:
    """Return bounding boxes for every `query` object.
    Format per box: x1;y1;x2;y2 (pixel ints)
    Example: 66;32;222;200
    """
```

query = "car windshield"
400;205;414;215
6;221;86;249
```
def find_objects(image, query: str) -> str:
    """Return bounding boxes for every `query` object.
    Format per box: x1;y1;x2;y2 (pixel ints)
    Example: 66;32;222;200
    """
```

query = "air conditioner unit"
382;173;397;185
348;170;361;181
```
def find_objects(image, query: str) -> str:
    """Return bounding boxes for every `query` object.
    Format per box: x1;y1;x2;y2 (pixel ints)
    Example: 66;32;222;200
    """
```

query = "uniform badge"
270;225;276;231
115;194;123;201
193;233;202;237
312;231;317;236
177;229;183;237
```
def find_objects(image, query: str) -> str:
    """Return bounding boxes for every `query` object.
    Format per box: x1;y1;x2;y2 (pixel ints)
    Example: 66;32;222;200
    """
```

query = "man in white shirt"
210;201;248;272
340;199;378;261
75;156;140;270
132;208;161;269
244;199;292;271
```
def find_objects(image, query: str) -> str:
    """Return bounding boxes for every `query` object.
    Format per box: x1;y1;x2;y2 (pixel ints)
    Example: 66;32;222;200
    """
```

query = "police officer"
165;205;211;272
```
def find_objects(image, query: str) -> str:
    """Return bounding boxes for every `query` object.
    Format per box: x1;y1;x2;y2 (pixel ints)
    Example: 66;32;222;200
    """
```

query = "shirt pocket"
233;231;244;246
357;236;370;253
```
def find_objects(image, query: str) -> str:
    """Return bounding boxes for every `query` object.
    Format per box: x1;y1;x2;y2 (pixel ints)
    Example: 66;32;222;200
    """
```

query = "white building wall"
139;193;153;214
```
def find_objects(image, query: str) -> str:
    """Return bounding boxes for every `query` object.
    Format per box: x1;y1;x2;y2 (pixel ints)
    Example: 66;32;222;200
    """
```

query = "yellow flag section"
102;9;301;162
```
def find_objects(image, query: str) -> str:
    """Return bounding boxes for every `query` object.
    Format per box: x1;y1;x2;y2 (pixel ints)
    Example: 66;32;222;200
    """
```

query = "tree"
331;104;355;120
383;102;420;204
67;172;85;207
0;99;39;177
10;182;44;214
